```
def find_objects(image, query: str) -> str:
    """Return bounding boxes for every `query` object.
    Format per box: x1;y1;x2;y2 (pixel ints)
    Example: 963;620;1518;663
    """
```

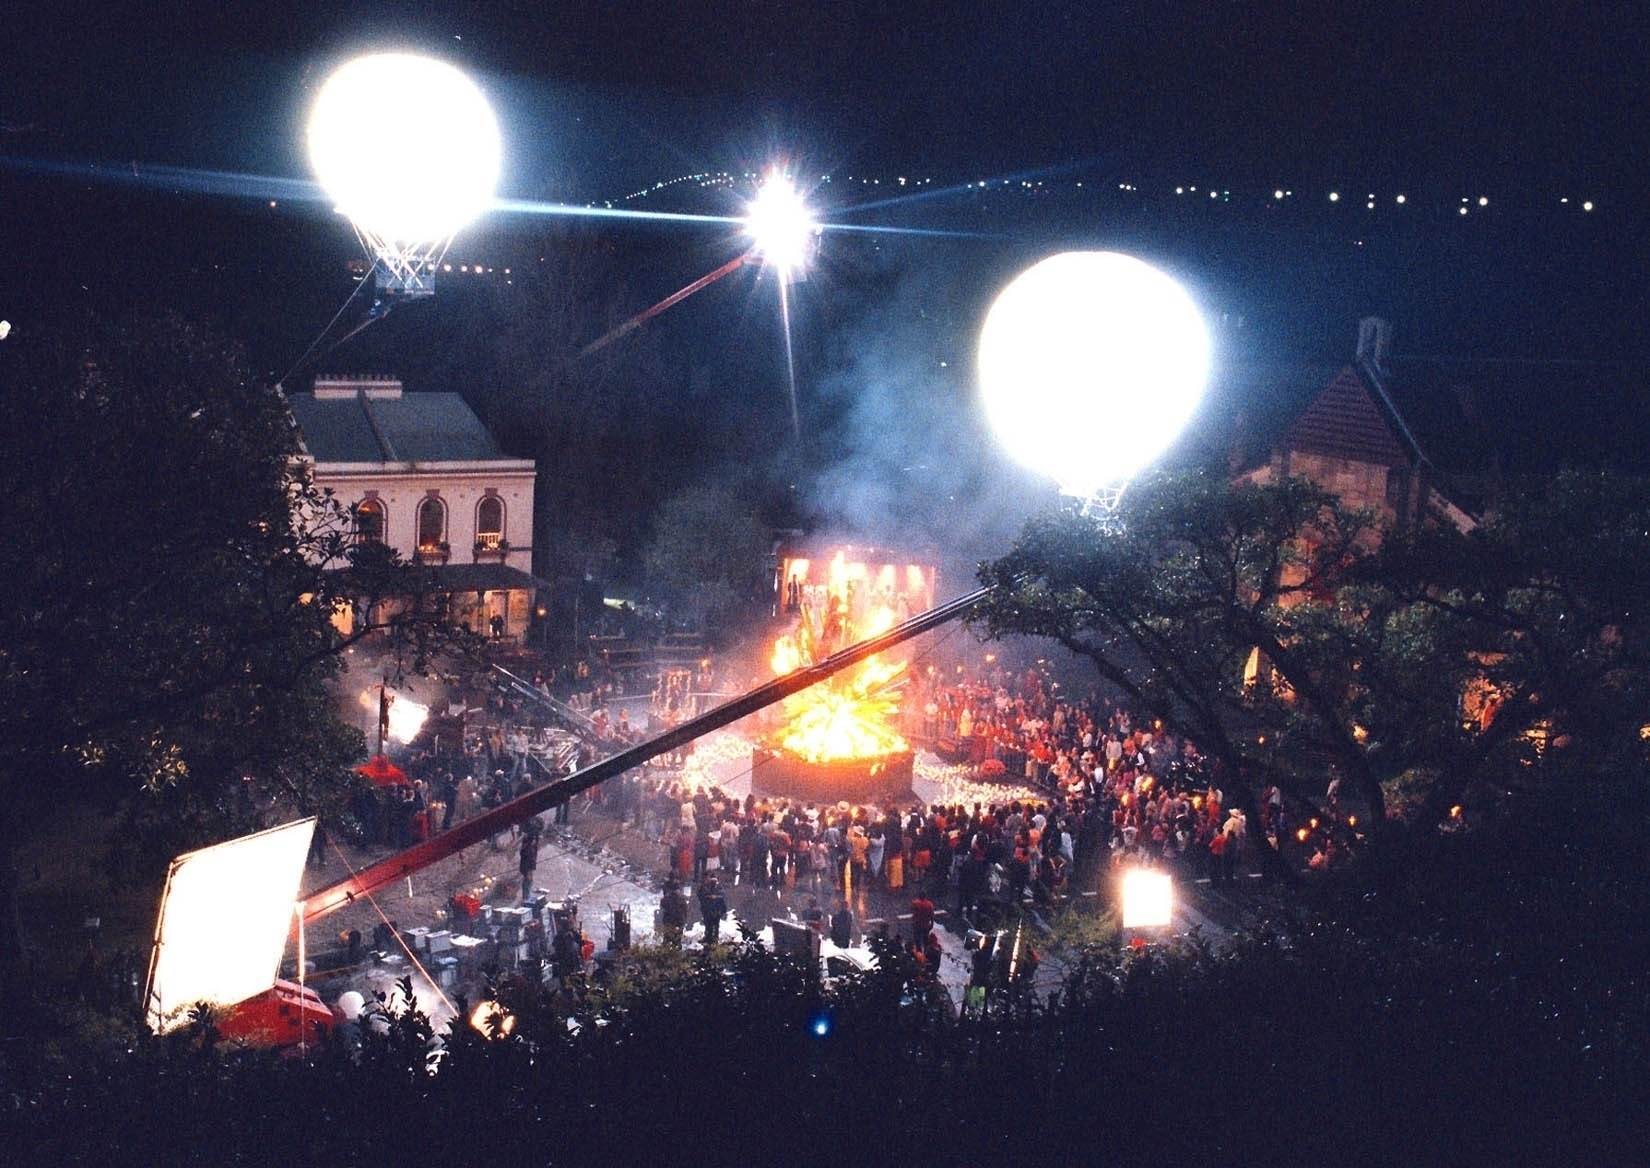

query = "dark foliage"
7;827;1647;1168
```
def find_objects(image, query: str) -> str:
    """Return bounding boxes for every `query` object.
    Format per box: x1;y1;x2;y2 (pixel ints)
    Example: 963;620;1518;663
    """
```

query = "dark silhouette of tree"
0;312;466;983
643;480;771;633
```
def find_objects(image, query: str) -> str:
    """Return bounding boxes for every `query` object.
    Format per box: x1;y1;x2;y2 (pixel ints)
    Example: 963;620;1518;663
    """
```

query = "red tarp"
354;754;410;786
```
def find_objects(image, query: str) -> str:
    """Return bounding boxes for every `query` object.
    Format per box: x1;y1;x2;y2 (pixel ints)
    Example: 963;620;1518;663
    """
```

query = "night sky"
3;2;1646;556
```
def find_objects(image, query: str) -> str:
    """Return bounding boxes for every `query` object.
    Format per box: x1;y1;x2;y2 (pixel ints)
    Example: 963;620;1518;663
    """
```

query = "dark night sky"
3;2;1647;556
7;2;1645;188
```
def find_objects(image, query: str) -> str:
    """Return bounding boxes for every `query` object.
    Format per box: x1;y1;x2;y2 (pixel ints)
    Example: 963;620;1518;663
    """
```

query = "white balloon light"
307;53;501;288
977;251;1211;503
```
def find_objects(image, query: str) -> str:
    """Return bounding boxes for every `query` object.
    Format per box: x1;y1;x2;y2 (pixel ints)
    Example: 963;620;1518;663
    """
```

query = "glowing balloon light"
307;53;502;294
744;173;819;276
978;251;1211;504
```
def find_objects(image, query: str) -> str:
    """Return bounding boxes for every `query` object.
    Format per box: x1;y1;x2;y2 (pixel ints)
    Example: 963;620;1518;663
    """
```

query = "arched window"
476;495;505;549
417;496;446;550
355;498;385;544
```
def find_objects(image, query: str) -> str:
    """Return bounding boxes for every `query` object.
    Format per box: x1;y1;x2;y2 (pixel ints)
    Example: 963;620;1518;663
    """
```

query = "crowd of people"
909;661;1292;878
592;657;1283;961
349;648;1323;969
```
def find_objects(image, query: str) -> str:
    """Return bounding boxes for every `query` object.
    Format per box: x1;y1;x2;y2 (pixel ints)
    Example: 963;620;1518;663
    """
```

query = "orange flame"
769;556;909;763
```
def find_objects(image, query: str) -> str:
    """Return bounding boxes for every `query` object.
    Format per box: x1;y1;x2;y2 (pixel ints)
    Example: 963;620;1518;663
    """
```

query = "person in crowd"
910;894;936;946
829;896;854;949
519;814;542;894
698;875;728;947
660;879;688;948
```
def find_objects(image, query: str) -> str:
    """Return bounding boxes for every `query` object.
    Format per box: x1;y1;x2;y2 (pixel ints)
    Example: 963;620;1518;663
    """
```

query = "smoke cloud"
800;247;1054;591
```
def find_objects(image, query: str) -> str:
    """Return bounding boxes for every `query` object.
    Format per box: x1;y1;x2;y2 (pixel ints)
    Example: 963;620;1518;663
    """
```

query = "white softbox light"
144;817;316;1033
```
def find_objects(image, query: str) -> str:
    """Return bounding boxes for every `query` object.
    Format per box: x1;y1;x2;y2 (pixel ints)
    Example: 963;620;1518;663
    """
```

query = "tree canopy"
643;480;772;633
973;465;1650;857
0;313;462;965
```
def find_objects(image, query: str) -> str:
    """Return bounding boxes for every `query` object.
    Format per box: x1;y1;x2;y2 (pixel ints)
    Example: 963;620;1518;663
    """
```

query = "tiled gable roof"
1283;366;1410;467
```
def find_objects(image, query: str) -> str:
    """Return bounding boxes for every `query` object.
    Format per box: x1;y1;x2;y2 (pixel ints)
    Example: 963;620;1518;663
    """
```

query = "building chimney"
1356;317;1392;374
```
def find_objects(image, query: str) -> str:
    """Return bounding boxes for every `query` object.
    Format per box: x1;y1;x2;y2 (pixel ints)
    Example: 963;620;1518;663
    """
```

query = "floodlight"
1120;867;1174;929
977;251;1211;503
745;173;819;274
470;999;517;1037
307;53;502;246
385;693;429;744
145;818;316;1033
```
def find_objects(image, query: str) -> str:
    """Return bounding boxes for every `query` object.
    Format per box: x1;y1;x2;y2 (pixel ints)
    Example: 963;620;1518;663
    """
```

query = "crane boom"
302;586;989;924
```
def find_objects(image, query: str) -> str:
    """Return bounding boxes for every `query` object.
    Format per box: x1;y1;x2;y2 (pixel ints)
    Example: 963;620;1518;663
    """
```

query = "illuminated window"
476;495;505;549
417;496;446;549
355;498;385;544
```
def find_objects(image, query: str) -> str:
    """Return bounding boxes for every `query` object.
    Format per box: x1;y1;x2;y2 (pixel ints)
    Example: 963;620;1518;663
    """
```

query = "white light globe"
978;251;1211;500
307;53;502;244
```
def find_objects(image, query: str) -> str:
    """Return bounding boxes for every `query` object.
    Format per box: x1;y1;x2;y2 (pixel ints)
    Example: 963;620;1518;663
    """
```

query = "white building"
288;375;542;640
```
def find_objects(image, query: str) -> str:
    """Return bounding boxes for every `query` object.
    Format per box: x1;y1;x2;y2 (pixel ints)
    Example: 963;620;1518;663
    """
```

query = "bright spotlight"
1120;868;1174;929
385;693;429;745
977;251;1210;502
469;1000;517;1037
307;52;502;245
744;173;819;275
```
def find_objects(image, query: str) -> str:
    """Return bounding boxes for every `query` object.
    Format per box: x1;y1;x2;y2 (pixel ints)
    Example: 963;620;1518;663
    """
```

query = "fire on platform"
759;546;937;801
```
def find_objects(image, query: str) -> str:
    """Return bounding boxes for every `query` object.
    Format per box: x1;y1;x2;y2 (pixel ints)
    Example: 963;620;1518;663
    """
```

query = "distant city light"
1328;191;1340;202
1583;200;1594;212
1273;189;1284;200
1478;196;1489;207
1396;194;1407;204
